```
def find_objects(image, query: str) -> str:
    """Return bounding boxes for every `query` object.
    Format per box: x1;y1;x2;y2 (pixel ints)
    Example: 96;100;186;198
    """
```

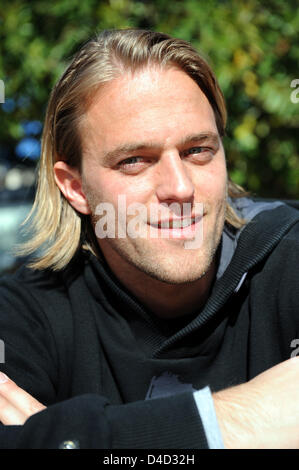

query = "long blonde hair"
18;29;248;271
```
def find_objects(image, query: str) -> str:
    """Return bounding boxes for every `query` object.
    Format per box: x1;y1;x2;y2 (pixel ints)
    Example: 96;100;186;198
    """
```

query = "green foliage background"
0;0;298;198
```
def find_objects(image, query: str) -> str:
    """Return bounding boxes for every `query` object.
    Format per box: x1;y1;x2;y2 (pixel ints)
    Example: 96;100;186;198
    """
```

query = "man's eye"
189;147;204;154
182;147;213;160
117;156;149;173
183;147;205;155
119;156;144;167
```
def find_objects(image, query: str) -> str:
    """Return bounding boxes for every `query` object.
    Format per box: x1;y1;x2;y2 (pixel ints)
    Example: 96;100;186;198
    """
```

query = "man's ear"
54;161;91;215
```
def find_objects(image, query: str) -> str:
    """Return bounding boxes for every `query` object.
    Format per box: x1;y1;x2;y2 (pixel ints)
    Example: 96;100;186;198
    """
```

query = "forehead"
81;67;218;155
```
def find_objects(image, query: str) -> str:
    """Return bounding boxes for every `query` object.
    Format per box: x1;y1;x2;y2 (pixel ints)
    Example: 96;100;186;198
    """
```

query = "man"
0;29;298;449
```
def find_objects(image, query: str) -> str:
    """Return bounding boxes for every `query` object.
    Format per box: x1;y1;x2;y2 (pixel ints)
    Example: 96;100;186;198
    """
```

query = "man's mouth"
149;215;201;230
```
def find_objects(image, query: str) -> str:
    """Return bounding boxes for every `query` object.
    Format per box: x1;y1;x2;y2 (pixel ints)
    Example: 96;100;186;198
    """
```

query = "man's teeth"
155;218;195;229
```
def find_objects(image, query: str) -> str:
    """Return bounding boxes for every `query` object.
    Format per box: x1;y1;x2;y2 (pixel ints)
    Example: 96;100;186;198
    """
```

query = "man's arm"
2;358;299;448
0;372;208;449
213;356;299;448
0;371;224;448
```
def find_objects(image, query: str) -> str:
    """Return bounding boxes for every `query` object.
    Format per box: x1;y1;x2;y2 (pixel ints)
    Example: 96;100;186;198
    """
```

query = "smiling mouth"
149;216;201;229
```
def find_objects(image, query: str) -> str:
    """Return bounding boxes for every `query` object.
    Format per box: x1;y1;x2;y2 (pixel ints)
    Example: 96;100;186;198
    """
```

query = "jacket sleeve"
0;391;208;449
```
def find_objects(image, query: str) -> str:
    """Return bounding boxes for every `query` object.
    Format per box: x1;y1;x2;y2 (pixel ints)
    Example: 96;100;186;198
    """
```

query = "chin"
149;270;208;285
133;253;214;285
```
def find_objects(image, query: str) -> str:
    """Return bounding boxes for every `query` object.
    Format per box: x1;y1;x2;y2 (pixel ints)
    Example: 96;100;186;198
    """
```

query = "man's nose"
155;152;195;203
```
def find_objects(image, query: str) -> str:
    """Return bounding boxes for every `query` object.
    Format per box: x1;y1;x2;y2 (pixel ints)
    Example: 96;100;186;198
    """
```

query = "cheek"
194;164;227;202
88;170;154;209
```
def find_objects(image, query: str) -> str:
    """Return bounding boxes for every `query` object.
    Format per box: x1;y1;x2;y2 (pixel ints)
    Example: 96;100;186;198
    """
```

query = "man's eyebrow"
179;132;220;147
102;132;220;164
102;142;157;165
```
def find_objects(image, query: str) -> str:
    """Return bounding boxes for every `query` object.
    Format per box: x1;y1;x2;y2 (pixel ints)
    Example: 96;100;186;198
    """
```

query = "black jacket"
0;199;298;449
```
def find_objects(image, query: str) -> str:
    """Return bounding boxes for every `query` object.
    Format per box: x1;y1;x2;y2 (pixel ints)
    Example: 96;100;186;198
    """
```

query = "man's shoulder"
0;249;88;290
233;197;299;242
242;199;299;282
219;198;299;286
232;196;299;222
0;263;65;298
0;250;91;318
252;198;299;243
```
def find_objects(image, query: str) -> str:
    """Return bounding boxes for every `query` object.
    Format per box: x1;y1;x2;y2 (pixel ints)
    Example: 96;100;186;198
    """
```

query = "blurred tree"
0;0;298;198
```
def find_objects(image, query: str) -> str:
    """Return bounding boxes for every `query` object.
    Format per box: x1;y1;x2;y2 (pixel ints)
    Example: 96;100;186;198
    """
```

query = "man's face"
79;66;227;284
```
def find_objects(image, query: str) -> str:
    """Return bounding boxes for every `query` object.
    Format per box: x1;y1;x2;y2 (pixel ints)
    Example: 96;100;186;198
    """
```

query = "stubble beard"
86;195;226;286
109;209;225;285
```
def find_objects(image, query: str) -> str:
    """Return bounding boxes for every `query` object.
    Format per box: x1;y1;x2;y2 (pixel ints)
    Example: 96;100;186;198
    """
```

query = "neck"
101;253;217;320
136;263;216;319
